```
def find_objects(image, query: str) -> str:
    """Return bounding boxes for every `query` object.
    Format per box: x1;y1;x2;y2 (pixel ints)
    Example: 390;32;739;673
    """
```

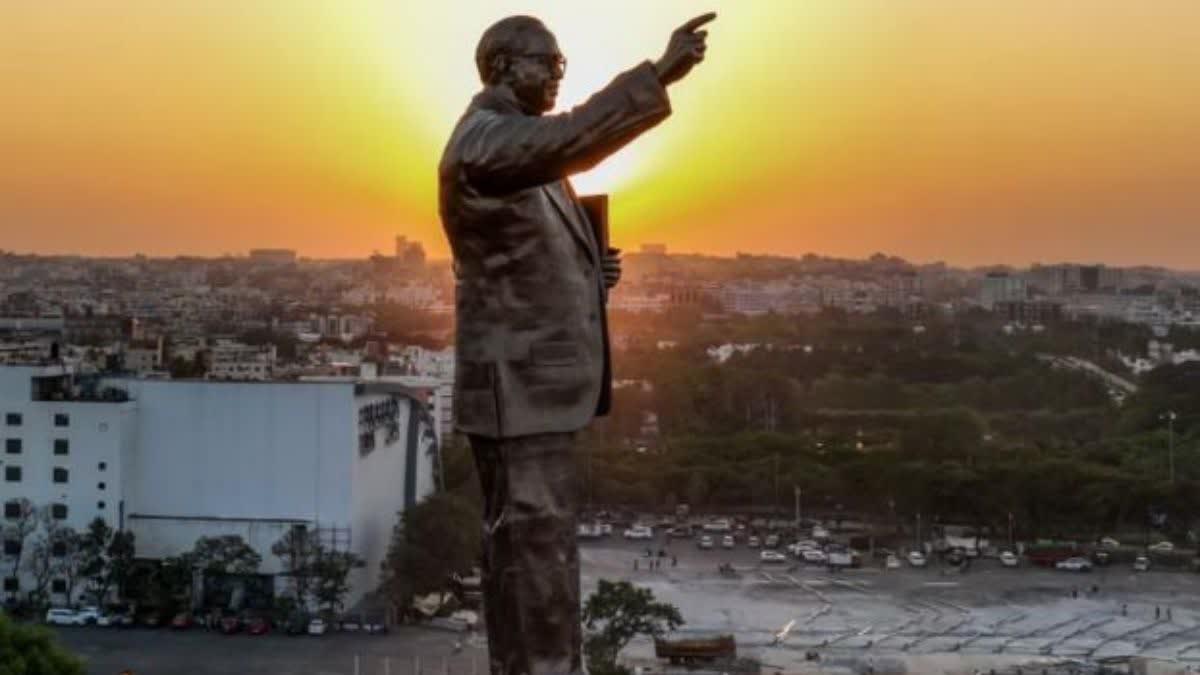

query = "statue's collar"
472;85;529;116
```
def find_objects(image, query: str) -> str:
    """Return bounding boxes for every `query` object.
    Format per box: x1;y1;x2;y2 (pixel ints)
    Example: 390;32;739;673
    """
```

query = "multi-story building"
208;341;276;381
0;365;438;609
980;272;1027;310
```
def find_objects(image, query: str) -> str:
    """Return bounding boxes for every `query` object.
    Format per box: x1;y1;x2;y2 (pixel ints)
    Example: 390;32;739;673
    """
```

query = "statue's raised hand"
654;12;716;87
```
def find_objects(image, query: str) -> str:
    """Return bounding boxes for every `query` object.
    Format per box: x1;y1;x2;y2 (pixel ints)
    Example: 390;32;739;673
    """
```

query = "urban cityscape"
3;239;1200;674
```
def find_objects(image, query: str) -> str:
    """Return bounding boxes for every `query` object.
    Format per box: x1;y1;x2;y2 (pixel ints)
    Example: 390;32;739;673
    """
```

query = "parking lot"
581;536;1200;673
44;534;1200;674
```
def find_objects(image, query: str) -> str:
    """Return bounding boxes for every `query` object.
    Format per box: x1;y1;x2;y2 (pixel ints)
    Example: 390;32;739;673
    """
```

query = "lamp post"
1161;411;1178;484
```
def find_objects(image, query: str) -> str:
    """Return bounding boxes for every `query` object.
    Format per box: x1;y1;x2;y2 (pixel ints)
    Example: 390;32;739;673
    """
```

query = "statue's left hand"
603;248;622;290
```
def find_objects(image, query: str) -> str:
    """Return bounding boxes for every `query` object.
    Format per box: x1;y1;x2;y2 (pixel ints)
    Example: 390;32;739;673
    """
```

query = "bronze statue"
439;13;714;675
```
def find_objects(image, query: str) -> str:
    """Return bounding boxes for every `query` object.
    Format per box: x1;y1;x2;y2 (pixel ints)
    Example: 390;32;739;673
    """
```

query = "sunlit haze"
3;1;1198;267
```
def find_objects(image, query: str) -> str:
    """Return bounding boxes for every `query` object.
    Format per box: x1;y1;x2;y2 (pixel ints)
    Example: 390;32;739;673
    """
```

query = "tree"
23;514;64;606
78;518;127;606
3;499;37;599
0;612;85;675
311;550;364;616
582;580;684;674
187;535;262;576
379;492;479;617
148;556;193;616
272;526;319;608
52;531;86;608
107;530;136;603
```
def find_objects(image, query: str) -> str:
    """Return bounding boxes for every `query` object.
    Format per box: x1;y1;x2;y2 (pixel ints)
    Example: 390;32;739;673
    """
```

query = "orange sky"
2;1;1198;267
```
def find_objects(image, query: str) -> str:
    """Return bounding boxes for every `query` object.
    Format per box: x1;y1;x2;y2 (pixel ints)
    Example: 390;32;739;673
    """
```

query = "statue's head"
476;16;566;115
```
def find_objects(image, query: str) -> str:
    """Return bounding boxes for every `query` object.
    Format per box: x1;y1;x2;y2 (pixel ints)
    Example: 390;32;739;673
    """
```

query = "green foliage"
0;613;84;675
311;550;365;616
380;492;479;614
186;535;262;576
582;580;683;673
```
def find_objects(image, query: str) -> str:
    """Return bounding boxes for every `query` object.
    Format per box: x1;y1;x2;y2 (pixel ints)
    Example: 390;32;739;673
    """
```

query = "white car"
761;550;788;564
703;519;732;533
1148;541;1175;553
1099;537;1121;549
885;554;901;570
721;535;735;549
907;551;927;568
765;534;781;549
812;526;830;540
45;608;84;626
747;536;761;548
623;526;653;540
74;606;102;625
802;549;827;564
999;551;1019;567
1056;557;1093;572
308;618;328;635
697;535;714;550
1134;555;1151;572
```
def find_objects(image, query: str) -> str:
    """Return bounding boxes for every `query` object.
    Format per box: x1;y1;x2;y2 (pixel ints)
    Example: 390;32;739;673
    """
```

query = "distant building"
208;341;276;381
248;249;298;265
640;243;668;255
394;236;427;268
980;272;1027;310
0;365;437;609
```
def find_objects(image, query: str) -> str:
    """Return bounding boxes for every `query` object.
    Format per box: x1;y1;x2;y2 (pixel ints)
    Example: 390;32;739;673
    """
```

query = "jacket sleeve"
459;62;672;193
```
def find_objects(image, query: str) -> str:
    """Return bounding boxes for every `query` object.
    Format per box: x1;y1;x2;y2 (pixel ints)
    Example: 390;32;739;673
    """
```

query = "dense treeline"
575;310;1200;542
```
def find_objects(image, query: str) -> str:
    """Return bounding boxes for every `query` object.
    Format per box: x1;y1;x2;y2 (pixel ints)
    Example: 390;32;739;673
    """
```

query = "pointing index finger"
677;12;717;35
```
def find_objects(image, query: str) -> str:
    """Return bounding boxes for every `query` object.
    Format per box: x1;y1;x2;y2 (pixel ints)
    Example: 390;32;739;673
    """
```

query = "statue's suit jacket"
439;62;671;439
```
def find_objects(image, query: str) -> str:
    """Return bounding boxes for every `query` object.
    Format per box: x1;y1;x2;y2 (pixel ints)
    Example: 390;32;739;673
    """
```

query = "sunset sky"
3;1;1198;267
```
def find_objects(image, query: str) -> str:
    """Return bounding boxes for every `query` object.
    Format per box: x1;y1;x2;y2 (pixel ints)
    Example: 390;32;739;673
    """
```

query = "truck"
654;635;737;665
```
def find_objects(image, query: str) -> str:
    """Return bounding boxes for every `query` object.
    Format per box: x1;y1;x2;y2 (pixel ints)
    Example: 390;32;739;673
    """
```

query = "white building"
1;365;438;609
208;341;277;381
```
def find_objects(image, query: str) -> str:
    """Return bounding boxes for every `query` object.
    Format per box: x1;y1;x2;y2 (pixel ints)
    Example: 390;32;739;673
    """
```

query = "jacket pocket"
530;341;580;366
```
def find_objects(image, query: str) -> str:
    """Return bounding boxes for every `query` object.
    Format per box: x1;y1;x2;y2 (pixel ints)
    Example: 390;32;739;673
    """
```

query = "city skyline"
3;1;1199;267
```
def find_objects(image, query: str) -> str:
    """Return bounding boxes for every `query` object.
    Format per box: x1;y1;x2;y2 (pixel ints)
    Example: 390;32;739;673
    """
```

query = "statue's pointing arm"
460;63;671;193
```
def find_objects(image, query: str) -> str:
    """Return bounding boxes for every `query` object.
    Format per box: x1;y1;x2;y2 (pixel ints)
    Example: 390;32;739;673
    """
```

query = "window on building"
98;482;106;491
4;438;20;454
3;539;20;556
4;413;20;426
98;462;107;471
54;413;69;427
51;579;66;593
3;577;17;592
4;502;20;519
53;439;69;455
51;541;66;558
51;504;67;520
4;466;20;482
53;467;69;484
97;501;106;510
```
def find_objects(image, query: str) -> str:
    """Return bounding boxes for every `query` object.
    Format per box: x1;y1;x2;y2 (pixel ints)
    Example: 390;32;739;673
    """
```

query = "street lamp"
1161;411;1178;484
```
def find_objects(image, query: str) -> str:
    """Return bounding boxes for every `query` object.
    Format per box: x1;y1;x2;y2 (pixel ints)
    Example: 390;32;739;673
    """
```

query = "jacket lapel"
544;181;599;266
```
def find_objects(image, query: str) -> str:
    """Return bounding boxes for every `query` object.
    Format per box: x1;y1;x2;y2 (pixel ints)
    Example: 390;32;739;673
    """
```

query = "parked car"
703;519;732;533
1134;556;1151;572
219;615;242;634
765;534;780;549
907;551;927;568
1056;557;1094;572
801;549;827;564
760;550;788;564
247;617;270;635
307;618;328;636
1149;541;1175;553
999;551;1020;567
697;535;714;550
171;613;194;630
812;526;830;540
139;612;163;629
45;608;83;626
721;535;735;549
747;536;761;549
1099;537;1121;549
623;525;654;540
885;554;902;570
363;618;388;634
668;526;692;538
599;523;613;537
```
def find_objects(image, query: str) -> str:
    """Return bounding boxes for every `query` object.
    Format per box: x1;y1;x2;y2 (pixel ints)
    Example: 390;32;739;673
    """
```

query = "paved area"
583;538;1200;673
49;537;1200;674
